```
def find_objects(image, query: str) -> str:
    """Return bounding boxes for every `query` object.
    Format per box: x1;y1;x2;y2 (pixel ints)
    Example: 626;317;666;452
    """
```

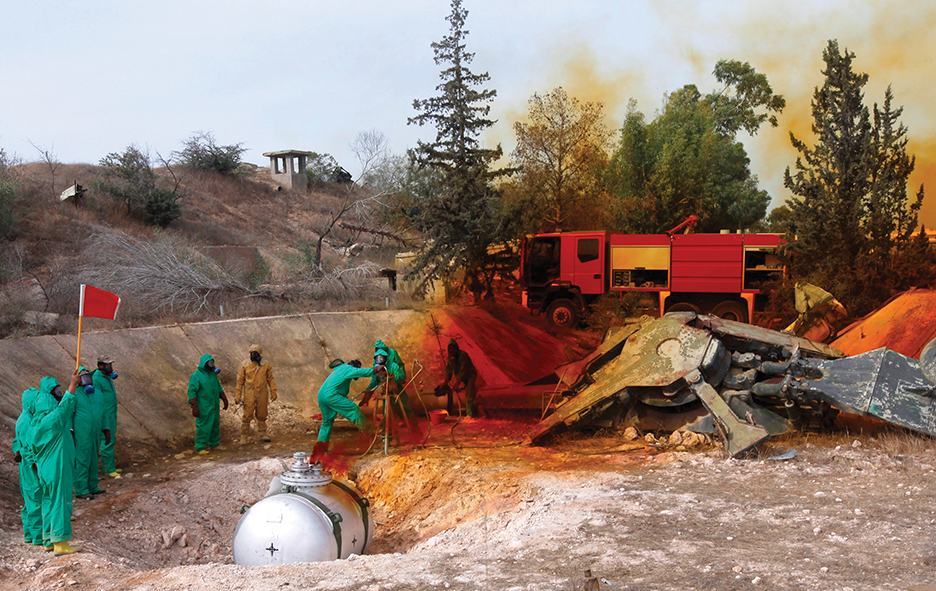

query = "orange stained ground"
832;289;936;358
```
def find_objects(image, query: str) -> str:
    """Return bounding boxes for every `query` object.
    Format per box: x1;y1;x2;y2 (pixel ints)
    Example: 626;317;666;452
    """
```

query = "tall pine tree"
407;0;510;284
784;40;926;314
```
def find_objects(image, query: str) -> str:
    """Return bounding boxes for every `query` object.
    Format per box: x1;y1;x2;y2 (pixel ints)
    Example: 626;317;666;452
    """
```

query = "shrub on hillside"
176;131;245;176
306;152;351;187
0;178;17;240
97;145;183;227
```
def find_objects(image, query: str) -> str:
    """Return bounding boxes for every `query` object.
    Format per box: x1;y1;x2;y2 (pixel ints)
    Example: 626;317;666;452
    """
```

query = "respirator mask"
78;370;94;394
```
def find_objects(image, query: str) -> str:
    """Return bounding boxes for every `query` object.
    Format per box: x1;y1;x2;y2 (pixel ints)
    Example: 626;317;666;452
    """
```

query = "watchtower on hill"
262;150;315;190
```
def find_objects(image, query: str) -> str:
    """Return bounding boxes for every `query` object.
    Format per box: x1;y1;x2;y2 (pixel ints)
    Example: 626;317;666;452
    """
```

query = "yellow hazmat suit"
236;344;277;440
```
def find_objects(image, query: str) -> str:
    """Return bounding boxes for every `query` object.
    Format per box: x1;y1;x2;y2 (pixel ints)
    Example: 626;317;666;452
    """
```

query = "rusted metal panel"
833;290;936;358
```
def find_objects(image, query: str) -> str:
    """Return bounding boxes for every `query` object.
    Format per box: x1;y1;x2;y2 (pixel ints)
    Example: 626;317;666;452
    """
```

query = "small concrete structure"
263;150;315;190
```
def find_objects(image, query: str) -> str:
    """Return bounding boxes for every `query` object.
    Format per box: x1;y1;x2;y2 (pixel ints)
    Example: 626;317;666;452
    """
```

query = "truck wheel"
546;298;579;328
665;302;701;316
711;301;748;323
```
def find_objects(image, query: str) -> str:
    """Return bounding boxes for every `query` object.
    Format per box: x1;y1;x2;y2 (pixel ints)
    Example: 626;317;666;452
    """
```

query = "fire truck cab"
520;230;784;327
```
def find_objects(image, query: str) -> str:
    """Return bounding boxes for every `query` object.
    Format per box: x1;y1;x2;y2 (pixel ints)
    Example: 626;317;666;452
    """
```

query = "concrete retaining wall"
0;307;573;458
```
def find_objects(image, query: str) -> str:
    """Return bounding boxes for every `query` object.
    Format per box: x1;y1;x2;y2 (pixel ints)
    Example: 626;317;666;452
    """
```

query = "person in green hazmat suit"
13;387;43;547
73;366;109;499
311;359;382;458
362;339;413;418
187;353;229;454
32;372;81;555
93;355;121;478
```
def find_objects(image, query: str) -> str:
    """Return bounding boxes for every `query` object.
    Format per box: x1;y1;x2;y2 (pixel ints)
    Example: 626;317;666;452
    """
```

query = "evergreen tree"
784;40;872;276
407;0;510;284
784;40;926;314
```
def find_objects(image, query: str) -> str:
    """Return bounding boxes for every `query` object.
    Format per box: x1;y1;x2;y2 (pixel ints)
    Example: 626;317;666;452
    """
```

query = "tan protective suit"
235;344;277;438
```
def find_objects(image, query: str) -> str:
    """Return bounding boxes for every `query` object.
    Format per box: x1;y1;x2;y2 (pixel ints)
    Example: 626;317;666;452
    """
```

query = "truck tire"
546;298;579;328
665;302;701;315
711;301;748;323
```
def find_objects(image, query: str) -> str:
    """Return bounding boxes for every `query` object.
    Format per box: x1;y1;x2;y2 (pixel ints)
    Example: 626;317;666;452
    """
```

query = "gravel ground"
2;418;935;591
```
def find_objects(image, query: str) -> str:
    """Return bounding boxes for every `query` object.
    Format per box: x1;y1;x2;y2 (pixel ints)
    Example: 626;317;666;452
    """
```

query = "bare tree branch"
27;139;62;199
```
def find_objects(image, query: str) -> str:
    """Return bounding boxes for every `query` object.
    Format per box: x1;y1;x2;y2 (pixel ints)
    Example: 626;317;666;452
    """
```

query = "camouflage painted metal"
529;313;936;457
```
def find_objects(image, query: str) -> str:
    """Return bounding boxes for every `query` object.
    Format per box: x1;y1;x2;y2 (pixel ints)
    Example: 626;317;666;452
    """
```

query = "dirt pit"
2;418;936;591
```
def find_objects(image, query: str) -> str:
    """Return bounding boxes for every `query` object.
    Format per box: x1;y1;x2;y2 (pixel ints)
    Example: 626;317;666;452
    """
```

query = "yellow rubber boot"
53;542;81;556
43;544;53;552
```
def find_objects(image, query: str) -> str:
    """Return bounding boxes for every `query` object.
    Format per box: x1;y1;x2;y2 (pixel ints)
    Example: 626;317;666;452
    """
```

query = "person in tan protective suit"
235;344;277;444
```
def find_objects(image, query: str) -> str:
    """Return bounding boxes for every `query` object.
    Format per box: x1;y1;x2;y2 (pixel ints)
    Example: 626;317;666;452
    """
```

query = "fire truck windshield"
527;236;561;285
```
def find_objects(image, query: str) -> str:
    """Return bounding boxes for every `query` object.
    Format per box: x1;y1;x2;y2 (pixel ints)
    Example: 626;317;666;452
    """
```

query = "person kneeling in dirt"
235;344;277;444
312;359;384;459
437;338;479;418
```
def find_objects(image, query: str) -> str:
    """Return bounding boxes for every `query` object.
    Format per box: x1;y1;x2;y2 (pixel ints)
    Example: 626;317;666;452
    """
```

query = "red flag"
79;284;121;319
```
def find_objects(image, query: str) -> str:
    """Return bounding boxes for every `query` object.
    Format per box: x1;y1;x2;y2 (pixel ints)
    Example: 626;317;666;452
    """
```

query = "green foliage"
143;186;183;228
305;152;341;186
509;87;612;232
749;204;794;233
0;178;17;239
606;59;784;234
783;40;928;315
0;146;20;177
98;145;183;227
406;0;512;283
176;131;245;175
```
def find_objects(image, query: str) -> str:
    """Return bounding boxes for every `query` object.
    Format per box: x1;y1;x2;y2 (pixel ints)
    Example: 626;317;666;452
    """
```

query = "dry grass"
0;162;418;337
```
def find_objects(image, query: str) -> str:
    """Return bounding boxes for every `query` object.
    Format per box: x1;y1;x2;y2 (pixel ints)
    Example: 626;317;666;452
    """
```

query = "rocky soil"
1;418;935;591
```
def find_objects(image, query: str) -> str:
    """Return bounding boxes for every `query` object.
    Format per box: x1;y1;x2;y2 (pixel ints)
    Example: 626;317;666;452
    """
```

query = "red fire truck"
519;220;784;327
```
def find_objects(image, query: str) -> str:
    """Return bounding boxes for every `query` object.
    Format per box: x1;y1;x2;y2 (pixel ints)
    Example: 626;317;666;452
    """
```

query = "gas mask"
78;370;94;394
51;385;63;401
374;354;388;367
100;363;118;380
250;351;262;364
206;359;221;374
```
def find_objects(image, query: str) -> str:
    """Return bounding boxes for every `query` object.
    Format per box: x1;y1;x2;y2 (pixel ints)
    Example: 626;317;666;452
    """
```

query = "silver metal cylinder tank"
233;452;374;565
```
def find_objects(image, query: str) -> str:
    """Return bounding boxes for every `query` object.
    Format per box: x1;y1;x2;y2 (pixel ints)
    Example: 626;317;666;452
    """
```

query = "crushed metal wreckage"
528;313;936;456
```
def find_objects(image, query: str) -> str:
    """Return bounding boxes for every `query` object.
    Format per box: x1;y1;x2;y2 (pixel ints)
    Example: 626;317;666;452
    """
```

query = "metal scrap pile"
529;313;936;456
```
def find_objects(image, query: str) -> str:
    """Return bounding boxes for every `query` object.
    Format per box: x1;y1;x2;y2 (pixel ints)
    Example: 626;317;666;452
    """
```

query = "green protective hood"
33;376;62;418
447;338;459;351
198;353;214;371
39;376;60;396
374;339;387;352
375;348;389;358
22;387;40;414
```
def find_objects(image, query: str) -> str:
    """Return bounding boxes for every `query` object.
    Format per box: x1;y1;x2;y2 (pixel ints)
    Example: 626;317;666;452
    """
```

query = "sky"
3;0;935;226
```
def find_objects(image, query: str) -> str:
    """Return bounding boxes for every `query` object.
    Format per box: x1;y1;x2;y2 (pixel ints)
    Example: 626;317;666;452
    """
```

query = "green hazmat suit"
316;363;376;443
93;368;118;474
32;377;77;544
187;353;223;451
73;366;105;496
13;388;42;544
367;339;413;417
